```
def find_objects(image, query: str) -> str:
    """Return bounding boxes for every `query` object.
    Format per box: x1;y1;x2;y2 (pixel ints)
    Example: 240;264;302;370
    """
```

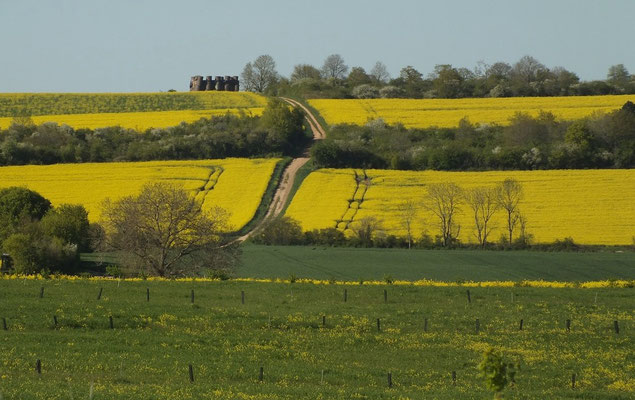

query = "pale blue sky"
1;0;633;92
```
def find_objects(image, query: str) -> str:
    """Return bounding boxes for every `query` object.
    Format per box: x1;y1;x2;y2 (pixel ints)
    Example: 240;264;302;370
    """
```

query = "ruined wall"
190;75;240;92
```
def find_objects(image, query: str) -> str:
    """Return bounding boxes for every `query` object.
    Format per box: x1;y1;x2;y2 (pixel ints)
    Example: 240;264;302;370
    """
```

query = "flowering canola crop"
0;158;280;230
0;91;267;130
285;168;635;245
308;95;635;128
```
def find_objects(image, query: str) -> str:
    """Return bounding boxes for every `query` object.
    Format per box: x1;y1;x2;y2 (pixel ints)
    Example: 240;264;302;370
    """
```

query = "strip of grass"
239;244;635;282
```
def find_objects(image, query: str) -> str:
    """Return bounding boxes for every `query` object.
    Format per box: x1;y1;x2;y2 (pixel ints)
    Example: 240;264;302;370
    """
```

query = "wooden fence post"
189;364;194;383
571;373;576;389
36;359;41;374
191;289;194;304
241;290;245;305
109;316;114;329
259;366;264;382
384;289;387;303
452;370;456;386
424;318;428;332
387;372;392;388
519;319;524;331
475;318;480;334
614;320;619;334
566;319;571;332
466;289;471;304
377;318;381;332
39;287;44;298
344;289;347;302
97;288;103;300
146;288;150;302
2;317;6;331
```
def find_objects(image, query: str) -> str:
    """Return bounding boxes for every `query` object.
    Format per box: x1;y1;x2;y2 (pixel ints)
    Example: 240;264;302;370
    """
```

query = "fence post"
2;317;6;331
387;372;392;388
519;319;524;331
189;364;194;383
322;315;326;327
466;289;471;304
614;320;619;334
146;288;150;302
109;316;114;329
344;289;347;302
259;366;264;382
566;319;571;332
377;318;381;332
191;289;194;304
241;290;245;305
424;317;428;332
452;370;456;385
36;359;42;374
97;288;103;300
384;289;387;303
39;287;44;298
475;318;480;334
571;373;576;389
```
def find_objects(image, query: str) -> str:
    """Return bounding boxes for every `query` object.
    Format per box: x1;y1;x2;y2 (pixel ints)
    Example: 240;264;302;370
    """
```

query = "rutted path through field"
236;98;325;241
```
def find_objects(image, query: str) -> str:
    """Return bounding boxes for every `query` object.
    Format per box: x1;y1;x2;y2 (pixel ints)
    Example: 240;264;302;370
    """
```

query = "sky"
0;0;634;92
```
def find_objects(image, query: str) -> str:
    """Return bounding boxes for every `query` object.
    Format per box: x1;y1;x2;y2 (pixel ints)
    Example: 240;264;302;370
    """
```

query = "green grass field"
0;278;632;399
239;245;635;282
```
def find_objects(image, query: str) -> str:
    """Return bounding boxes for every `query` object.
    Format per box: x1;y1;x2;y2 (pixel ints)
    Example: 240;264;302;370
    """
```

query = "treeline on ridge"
311;102;635;170
0;99;307;166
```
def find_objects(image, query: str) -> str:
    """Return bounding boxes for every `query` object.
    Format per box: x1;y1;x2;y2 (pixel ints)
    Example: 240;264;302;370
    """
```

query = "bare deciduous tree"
424;183;463;247
464;187;498;247
496;178;523;245
398;200;418;249
369;61;390;83
321;54;349;80
101;182;236;277
241;55;278;93
350;216;383;246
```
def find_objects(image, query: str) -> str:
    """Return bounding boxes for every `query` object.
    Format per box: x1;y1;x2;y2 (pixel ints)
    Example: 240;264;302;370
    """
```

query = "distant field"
0;91;267;130
0;158;280;230
285;168;635;245
308;95;635;128
0;278;631;399
239;244;635;282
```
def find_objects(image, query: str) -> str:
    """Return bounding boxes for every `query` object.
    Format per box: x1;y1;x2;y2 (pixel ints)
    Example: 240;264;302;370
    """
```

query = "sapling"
478;347;516;399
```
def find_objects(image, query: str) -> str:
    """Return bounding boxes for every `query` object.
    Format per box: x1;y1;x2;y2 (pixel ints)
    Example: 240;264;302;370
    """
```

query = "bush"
352;84;380;99
252;217;304;245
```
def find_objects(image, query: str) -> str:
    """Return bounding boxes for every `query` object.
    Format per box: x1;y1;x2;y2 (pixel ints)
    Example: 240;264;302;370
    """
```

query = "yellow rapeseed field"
0;91;267;130
308;95;635;128
285;168;635;245
0;158;280;231
0;108;264;130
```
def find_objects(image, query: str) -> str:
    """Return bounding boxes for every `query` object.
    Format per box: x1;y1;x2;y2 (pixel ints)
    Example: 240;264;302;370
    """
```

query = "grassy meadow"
238;244;635;282
0;277;632;399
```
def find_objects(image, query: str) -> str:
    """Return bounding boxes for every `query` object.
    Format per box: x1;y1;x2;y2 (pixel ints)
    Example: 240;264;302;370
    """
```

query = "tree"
350;216;383;247
398;200;418;249
290;64;322;82
369;61;390;84
41;204;91;252
241;55;278;93
432;64;464;98
346;67;371;88
259;98;306;154
496;178;523;245
396;66;427;98
424;183;463;247
464;187;498;247
0;187;52;244
321;54;349;80
478;347;516;399
607;64;630;90
253;216;303;245
101;182;235;277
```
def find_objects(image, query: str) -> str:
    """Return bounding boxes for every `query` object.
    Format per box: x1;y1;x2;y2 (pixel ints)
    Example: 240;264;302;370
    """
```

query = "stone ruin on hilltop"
189;75;239;91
